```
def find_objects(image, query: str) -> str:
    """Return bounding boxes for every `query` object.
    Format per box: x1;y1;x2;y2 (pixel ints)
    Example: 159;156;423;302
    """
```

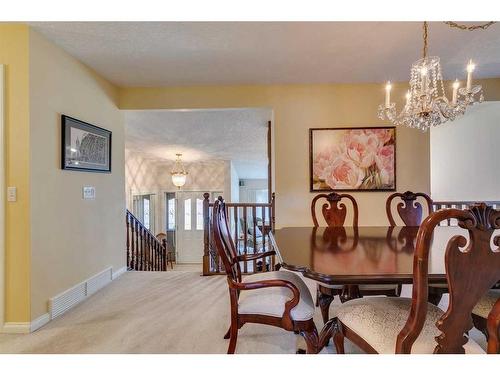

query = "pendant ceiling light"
378;21;495;131
171;153;188;189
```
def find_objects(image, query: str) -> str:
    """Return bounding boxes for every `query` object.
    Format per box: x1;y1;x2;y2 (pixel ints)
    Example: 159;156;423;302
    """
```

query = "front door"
176;191;206;263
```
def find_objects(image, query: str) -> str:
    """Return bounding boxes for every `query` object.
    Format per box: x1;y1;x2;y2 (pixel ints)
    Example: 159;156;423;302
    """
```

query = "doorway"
175;191;220;264
176;191;204;263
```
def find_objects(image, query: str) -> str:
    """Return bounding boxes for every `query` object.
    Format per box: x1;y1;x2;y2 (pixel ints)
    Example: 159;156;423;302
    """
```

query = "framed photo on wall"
309;127;396;192
61;115;112;173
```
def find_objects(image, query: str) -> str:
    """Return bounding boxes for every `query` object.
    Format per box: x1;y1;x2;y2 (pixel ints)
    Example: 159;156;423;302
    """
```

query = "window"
132;194;155;233
167;197;176;231
143;198;150;230
196;198;204;230
184;198;192;230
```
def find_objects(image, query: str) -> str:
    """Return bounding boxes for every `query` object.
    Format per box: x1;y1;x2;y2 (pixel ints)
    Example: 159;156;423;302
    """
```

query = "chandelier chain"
422;21;428;59
444;21;496;31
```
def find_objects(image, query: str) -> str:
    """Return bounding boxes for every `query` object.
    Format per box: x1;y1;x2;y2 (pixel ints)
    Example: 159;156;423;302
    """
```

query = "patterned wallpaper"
125;149;228;208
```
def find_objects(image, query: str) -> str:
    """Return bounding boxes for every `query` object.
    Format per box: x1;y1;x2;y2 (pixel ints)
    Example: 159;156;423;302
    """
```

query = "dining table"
269;224;500;353
269;225;465;300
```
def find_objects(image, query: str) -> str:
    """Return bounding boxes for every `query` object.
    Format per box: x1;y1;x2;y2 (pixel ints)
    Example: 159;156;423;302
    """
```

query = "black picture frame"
61;115;112;173
309;126;396;192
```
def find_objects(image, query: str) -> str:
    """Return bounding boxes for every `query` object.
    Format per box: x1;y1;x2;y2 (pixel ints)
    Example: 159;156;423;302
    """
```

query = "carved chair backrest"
212;197;242;283
311;192;359;227
396;203;500;354
386;191;433;227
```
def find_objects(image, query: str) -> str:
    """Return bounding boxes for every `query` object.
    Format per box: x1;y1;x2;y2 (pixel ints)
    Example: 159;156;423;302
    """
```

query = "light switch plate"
83;186;96;200
7;187;17;202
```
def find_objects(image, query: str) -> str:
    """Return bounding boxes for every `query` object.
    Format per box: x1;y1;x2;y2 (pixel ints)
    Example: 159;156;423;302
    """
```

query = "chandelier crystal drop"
378;22;485;132
171;153;188;189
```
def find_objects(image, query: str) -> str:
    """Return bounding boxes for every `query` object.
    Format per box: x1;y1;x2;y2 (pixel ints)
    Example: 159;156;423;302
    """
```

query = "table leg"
340;285;361;303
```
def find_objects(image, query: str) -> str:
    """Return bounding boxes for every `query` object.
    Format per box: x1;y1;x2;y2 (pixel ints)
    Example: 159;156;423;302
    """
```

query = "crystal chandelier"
171;153;188;189
378;21;492;131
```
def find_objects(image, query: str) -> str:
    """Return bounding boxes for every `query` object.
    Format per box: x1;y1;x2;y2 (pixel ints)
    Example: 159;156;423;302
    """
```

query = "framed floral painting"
309;127;396;192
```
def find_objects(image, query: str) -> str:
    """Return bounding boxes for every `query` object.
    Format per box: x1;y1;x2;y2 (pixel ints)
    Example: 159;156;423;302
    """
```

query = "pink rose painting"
310;127;396;191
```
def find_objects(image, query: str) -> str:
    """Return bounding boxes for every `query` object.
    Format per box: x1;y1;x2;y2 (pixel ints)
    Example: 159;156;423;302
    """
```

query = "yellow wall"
119;84;426;227
0;24;31;323
29;30;125;319
119;79;500;227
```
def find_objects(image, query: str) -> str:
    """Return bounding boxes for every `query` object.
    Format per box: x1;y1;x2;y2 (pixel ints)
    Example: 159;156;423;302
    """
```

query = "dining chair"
385;191;445;303
386;191;433;227
332;203;500;354
213;196;329;354
311;192;399;324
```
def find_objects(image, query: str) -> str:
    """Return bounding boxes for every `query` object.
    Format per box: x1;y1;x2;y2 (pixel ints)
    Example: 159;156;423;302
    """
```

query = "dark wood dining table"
269;225;465;288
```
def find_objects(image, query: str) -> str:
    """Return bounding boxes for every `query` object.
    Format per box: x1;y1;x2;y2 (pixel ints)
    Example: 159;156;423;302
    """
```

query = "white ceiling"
30;22;500;87
125;108;271;179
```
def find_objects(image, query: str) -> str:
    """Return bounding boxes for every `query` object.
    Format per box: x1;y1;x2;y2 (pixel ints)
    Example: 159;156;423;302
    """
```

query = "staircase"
126;209;169;271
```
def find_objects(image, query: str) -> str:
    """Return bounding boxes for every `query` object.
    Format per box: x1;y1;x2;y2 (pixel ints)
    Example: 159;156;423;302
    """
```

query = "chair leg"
486;301;500;354
223;326;230;339
318;290;335;324
333;319;345;354
340;285;361;303
300;326;319;354
227;319;238;354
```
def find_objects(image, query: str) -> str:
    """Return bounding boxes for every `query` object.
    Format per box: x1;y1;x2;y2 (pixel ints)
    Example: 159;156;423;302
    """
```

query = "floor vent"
49;267;113;320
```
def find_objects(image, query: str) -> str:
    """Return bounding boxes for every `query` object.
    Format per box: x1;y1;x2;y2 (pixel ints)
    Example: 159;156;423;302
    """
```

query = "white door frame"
0;65;6;329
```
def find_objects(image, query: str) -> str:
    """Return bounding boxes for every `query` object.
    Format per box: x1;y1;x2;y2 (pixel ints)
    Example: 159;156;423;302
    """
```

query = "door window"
167;196;176;231
196;198;204;230
184;198;192;230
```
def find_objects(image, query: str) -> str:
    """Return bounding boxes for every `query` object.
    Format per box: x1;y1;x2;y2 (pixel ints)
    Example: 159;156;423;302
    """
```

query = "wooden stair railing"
203;193;276;276
433;200;500;226
126;209;167;271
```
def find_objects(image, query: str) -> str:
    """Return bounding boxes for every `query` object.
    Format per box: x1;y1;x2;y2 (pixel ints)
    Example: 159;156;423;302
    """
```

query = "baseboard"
2;266;123;334
2;313;52;333
2;322;30;334
112;266;127;280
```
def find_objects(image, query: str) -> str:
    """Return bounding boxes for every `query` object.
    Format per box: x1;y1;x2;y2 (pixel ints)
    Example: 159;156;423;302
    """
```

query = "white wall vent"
49;283;86;320
86;268;112;296
49;267;113;320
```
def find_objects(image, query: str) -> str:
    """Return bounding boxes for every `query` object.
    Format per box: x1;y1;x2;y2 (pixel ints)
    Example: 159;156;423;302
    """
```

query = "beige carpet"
0;269;487;354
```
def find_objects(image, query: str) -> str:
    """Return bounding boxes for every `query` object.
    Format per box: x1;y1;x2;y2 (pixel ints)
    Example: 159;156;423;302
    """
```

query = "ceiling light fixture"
171;153;188;189
378;21;495;131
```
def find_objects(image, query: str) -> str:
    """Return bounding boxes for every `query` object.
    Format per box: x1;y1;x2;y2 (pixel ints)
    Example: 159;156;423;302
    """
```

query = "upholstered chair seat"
239;271;315;321
336;297;485;354
473;290;500;319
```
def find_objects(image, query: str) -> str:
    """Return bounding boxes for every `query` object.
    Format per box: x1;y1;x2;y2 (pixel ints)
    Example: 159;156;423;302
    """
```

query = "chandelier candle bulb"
452;79;460;105
466;59;475;91
405;91;411;106
385;81;392;108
